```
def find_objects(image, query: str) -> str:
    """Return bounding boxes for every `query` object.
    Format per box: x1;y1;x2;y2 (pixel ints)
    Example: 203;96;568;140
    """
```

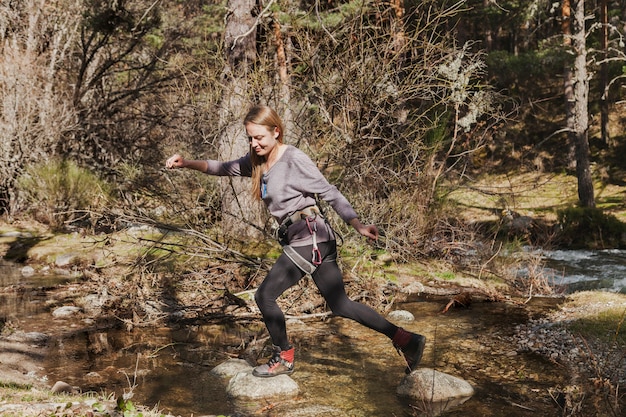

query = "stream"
1;249;623;416
541;248;626;293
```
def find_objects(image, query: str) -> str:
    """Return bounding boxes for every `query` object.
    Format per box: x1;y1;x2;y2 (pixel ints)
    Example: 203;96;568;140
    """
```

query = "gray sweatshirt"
205;145;358;246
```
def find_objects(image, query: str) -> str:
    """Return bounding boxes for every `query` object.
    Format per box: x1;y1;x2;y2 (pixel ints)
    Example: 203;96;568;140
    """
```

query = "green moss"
384;273;399;283
567;308;626;344
435;271;456;281
0;381;32;390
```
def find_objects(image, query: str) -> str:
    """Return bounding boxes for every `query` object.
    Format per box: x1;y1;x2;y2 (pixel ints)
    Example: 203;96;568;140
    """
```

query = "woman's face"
246;122;280;157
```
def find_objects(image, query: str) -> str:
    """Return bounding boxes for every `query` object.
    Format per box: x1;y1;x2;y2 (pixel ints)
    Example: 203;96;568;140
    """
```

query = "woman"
166;105;426;377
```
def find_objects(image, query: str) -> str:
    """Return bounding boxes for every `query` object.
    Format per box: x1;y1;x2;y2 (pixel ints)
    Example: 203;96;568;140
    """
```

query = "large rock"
226;370;299;400
210;359;300;401
397;368;474;402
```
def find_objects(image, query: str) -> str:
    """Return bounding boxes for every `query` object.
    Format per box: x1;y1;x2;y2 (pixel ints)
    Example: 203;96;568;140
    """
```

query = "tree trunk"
390;0;406;56
622;0;626;33
482;0;493;52
390;0;408;124
599;0;610;146
562;0;576;167
571;0;595;207
218;0;265;240
273;15;295;143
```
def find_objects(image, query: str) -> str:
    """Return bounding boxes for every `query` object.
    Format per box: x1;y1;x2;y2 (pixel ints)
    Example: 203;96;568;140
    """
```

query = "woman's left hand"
350;219;379;241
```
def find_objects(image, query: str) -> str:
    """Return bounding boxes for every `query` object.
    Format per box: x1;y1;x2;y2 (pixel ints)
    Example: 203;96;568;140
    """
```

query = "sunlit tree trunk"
571;0;595;207
218;0;264;240
390;0;408;124
273;16;295;142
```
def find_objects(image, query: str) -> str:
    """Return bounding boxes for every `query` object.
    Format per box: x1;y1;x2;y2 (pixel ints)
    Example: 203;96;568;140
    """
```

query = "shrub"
16;159;112;230
556;206;626;249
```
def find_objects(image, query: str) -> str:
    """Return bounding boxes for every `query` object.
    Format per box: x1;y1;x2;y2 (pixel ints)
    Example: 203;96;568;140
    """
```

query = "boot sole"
252;368;294;378
405;334;426;374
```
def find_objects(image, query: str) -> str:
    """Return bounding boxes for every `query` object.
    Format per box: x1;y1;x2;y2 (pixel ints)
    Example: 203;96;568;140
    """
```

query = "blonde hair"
244;105;284;200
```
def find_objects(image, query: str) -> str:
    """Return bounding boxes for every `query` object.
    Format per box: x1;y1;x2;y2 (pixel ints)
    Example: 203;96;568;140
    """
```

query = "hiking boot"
392;328;426;374
252;345;295;378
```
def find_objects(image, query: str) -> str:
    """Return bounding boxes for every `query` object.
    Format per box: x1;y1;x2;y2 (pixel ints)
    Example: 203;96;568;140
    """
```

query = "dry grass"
0;384;169;417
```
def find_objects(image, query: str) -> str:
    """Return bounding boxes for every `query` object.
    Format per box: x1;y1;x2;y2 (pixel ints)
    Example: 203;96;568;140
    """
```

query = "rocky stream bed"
0;224;625;416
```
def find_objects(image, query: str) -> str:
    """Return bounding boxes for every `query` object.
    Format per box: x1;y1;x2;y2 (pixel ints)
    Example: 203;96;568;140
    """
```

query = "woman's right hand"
166;154;185;169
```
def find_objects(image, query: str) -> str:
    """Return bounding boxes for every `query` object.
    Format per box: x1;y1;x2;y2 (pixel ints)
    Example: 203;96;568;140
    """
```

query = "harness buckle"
277;206;321;245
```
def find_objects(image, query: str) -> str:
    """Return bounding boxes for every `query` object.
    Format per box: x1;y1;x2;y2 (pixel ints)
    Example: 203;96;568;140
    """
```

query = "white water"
540;249;626;293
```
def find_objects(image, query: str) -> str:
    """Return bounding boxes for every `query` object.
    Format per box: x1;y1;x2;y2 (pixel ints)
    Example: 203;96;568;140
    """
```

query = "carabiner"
307;217;322;265
306;216;317;234
312;246;322;265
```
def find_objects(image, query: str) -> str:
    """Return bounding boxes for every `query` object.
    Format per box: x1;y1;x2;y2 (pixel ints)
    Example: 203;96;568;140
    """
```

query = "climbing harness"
277;206;323;274
276;206;320;242
283;245;317;275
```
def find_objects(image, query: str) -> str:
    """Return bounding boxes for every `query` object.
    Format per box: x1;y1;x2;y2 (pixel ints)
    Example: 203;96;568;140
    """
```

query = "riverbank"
0;218;624;416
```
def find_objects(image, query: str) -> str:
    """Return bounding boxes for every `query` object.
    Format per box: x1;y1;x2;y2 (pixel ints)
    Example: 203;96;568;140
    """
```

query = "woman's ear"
274;127;280;139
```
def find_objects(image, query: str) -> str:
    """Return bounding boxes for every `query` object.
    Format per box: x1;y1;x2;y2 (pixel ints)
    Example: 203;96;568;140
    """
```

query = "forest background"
3;0;626;265
2;0;626;297
0;0;626;286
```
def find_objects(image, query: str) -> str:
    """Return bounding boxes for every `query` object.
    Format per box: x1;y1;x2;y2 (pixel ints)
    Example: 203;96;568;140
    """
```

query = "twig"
284;311;332;320
509;401;535;411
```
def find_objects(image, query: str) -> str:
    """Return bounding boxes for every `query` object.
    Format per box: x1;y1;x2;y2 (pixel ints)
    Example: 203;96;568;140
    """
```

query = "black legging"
254;240;399;350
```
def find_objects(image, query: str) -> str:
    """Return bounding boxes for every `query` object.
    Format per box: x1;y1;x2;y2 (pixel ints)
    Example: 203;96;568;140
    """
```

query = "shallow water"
1;260;569;416
40;300;568;417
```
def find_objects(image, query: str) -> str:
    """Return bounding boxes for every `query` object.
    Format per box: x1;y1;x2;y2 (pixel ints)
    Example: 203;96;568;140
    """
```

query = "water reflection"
0;261;80;333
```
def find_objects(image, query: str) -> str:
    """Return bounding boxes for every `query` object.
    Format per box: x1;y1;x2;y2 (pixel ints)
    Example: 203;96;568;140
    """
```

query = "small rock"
80;290;111;316
6;331;49;346
51;380;78;394
52;306;82;318
55;253;77;267
387;309;415;322
1;231;32;238
286;318;305;326
127;225;160;236
402;282;425;294
20;266;35;277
